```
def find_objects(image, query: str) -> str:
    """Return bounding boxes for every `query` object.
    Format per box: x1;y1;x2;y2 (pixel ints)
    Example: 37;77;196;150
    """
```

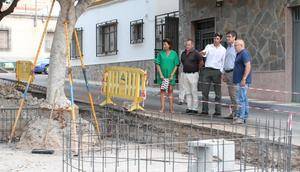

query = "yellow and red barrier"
100;66;147;111
16;60;34;82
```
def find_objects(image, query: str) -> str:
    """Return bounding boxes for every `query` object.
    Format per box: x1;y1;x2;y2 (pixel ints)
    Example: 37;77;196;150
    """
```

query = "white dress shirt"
203;44;226;72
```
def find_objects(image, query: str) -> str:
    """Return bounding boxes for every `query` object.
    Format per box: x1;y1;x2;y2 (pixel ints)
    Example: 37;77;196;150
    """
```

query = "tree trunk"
47;0;94;107
47;1;76;107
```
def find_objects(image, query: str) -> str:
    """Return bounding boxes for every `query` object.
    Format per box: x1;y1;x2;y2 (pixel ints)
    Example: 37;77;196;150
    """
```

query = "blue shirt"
233;49;252;84
223;44;236;70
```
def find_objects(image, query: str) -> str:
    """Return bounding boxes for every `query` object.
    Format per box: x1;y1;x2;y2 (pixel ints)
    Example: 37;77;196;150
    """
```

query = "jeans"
236;84;249;120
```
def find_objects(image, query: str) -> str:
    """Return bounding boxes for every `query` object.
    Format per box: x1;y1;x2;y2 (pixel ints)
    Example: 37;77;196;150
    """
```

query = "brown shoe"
227;114;234;119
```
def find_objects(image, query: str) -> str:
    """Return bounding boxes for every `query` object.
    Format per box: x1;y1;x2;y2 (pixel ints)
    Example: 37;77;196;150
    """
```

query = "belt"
183;71;198;74
225;69;234;73
205;67;219;70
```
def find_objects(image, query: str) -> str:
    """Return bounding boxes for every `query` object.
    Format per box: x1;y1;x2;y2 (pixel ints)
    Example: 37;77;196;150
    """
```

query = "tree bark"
47;0;94;107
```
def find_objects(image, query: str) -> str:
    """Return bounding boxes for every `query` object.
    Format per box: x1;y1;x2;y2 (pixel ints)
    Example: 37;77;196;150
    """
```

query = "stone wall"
179;0;287;71
72;60;156;85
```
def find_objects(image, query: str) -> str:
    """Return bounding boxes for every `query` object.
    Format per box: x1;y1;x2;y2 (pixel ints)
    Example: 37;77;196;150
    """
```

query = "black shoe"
213;112;222;116
191;110;198;114
200;111;209;115
224;116;234;119
186;109;192;113
178;101;183;105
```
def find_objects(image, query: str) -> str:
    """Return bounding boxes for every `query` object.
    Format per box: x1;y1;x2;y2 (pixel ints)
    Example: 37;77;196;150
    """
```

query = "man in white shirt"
200;32;226;116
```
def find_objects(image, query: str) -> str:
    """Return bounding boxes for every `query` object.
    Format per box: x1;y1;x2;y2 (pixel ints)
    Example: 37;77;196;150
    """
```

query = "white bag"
160;78;170;92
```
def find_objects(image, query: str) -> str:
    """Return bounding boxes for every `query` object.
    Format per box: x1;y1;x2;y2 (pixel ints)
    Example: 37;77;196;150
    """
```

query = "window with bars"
294;7;300;21
70;28;83;59
194;18;215;51
45;31;54;52
0;29;10;50
96;19;118;56
130;19;144;44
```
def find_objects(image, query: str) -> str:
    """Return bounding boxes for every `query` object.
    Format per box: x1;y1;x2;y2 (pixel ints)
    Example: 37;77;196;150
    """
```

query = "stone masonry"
180;0;287;71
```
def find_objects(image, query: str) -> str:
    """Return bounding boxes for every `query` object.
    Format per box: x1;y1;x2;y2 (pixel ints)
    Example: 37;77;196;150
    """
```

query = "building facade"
0;0;58;64
71;0;179;85
179;0;300;102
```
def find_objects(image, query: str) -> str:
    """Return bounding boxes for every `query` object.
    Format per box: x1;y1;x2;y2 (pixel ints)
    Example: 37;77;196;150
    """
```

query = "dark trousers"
202;68;222;114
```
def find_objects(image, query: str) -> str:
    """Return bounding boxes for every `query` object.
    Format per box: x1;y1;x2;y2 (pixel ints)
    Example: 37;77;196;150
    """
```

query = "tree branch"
75;0;94;19
0;0;20;21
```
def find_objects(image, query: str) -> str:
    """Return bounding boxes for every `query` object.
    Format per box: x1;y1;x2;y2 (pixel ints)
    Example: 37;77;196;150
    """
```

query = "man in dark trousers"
200;32;226;116
180;39;202;114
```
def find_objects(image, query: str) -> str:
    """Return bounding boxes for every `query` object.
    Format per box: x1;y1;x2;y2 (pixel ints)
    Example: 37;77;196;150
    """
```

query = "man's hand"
222;75;228;82
200;51;206;57
241;78;246;87
160;75;164;80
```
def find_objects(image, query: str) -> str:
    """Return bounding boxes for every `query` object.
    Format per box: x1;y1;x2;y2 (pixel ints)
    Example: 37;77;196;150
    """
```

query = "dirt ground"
0;144;62;172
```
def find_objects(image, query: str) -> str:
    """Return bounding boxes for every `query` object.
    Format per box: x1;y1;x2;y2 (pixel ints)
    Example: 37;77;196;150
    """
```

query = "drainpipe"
34;0;37;27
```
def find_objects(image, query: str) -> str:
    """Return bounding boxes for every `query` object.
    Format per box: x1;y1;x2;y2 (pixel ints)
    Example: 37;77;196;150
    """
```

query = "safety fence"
100;66;147;111
16;60;34;83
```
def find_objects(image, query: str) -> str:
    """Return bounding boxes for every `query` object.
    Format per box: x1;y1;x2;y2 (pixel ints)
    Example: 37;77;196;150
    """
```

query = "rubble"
16;116;95;152
0;83;45;107
0;83;96;153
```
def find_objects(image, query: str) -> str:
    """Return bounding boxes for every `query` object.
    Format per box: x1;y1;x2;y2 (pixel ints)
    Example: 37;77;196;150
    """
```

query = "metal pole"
34;0;37;27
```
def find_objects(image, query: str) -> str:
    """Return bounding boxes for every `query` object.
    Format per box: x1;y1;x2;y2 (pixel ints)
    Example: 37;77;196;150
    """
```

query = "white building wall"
0;0;59;63
154;0;179;15
73;0;179;67
0;15;57;62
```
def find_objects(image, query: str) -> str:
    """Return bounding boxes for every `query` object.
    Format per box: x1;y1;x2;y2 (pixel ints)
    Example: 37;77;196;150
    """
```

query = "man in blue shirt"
233;39;252;124
223;31;238;119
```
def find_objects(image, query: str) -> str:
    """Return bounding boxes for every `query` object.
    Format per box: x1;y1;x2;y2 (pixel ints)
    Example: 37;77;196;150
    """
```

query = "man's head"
185;39;194;51
234;39;245;53
226;30;237;45
213;32;223;46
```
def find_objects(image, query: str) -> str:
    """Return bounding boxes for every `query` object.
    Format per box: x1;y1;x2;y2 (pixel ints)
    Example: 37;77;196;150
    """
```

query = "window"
70;28;83;59
294;6;300;21
96;19;118;56
130;19;144;44
0;29;10;50
45;32;54;52
194;18;215;50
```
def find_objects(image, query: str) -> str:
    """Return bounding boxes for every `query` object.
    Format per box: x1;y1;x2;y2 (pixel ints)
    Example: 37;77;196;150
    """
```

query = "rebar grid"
0;107;39;142
62;106;295;172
